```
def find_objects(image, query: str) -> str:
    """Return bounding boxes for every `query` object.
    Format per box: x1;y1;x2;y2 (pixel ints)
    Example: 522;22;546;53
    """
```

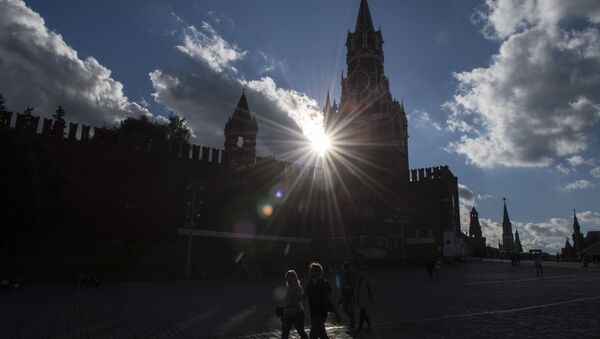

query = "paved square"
1;261;599;338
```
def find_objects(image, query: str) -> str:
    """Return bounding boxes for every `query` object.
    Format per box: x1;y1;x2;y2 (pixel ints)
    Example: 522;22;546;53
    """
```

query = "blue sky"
1;0;600;252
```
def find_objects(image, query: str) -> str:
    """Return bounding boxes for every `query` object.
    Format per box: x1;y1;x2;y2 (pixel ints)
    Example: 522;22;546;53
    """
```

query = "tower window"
237;136;243;148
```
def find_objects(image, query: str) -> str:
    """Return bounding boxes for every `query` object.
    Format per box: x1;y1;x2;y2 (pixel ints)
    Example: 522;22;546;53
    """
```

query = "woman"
352;266;374;334
282;270;309;339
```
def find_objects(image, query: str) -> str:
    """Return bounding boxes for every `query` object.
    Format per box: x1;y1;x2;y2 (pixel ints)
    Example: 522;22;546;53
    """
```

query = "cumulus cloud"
480;218;502;247
555;163;574;175
561;179;596;192
0;0;153;127
409;110;442;131
578;211;600;225
176;22;247;74
457;183;493;237
590;166;600;178
521;218;571;251
567;155;594;167
446;0;600;168
151;21;324;157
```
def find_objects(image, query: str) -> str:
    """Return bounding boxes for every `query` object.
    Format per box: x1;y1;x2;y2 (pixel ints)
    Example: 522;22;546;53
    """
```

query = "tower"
572;209;584;253
469;207;483;239
224;90;258;167
501;198;515;252
514;229;523;253
331;0;409;186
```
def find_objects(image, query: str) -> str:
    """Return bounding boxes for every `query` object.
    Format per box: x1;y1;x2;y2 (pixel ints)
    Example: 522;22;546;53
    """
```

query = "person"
351;266;374;334
534;254;543;277
281;270;308;339
340;262;356;331
289;262;340;339
426;260;436;281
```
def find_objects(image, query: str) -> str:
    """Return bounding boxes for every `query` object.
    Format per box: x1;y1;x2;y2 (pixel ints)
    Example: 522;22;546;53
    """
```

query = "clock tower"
327;0;409;187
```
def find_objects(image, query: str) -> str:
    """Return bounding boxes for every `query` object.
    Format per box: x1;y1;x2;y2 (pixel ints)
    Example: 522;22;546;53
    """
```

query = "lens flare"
310;132;331;157
258;200;274;218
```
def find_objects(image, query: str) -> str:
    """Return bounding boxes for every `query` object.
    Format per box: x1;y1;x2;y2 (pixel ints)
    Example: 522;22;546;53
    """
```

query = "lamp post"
393;208;410;260
184;181;204;279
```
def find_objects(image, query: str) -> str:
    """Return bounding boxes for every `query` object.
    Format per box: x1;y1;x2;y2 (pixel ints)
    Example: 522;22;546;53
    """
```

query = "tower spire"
355;0;374;32
502;197;510;224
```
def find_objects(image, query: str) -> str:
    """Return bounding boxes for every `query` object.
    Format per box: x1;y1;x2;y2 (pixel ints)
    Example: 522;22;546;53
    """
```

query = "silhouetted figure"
427;260;436;280
352;266;373;334
290;262;340;339
281;270;308;339
339;261;356;331
534;255;543;277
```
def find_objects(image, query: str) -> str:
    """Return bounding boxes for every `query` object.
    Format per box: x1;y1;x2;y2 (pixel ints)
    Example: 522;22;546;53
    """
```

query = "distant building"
499;198;515;252
561;210;600;260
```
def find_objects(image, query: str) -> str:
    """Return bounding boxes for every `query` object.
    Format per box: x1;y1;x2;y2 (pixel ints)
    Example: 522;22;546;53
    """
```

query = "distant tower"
501;198;515;252
514;229;523;253
469;207;483;239
224;90;258;167
572;209;584;253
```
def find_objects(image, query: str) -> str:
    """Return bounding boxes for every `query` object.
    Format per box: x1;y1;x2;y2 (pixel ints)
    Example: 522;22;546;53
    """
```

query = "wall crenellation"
409;165;450;182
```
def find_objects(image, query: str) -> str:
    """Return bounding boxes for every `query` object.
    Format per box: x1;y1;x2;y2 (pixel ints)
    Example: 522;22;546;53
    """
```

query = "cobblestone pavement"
2;261;600;338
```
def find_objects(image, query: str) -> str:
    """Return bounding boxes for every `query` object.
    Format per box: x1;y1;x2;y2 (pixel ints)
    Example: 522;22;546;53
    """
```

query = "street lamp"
393;208;410;260
184;181;204;279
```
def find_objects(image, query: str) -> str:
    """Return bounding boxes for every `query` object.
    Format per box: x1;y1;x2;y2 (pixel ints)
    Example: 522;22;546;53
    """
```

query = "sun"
310;132;331;157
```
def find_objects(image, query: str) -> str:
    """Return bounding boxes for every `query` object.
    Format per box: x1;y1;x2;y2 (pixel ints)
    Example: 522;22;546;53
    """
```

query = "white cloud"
0;0;153;126
561;179;596;192
151;22;326;157
446;0;600;168
567;155;594;167
555;163;574;175
410;110;442;131
480;218;502;247
590;166;600;178
577;211;600;225
176;22;247;73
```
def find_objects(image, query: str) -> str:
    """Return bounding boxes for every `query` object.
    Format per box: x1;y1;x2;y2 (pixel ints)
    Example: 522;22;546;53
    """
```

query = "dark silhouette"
534;254;543;277
281;270;308;339
352;266;373;334
52;105;67;136
290;263;340;339
0;93;7;114
114;113;191;145
340;261;356;331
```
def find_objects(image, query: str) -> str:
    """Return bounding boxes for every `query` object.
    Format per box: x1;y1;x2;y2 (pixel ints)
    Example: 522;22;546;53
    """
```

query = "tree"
52;105;67;136
0;93;7;114
166;113;191;144
53;105;66;123
113;114;191;145
23;106;34;116
114;115;168;142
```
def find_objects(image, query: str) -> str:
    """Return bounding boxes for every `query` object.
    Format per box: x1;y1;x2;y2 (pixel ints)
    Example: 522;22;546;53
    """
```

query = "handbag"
275;305;284;318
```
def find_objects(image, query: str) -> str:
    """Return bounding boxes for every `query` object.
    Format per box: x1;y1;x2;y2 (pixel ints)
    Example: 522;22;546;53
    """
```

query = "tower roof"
233;90;251;121
573;209;581;231
226;90;257;132
355;0;375;32
471;206;478;213
502;198;511;225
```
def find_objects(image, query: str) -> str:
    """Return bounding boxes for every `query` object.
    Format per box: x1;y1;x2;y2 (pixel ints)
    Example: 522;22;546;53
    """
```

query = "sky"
1;0;599;253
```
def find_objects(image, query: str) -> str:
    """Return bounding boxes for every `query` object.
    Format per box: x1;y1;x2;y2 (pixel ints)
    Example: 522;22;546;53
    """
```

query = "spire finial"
242;87;245;95
355;0;375;32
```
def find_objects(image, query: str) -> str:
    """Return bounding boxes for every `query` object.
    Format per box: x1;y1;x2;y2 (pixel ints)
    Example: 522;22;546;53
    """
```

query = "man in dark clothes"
340;261;357;331
291;262;340;339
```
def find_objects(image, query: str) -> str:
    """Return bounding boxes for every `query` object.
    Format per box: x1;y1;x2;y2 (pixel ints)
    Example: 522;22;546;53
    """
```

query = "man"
534;254;543;277
340;261;356;331
290;262;341;339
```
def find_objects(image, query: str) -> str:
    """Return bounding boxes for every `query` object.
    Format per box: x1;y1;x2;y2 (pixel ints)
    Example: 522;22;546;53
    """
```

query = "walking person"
289;262;340;339
340;261;356;332
349;266;374;334
281;270;308;339
534;254;544;277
